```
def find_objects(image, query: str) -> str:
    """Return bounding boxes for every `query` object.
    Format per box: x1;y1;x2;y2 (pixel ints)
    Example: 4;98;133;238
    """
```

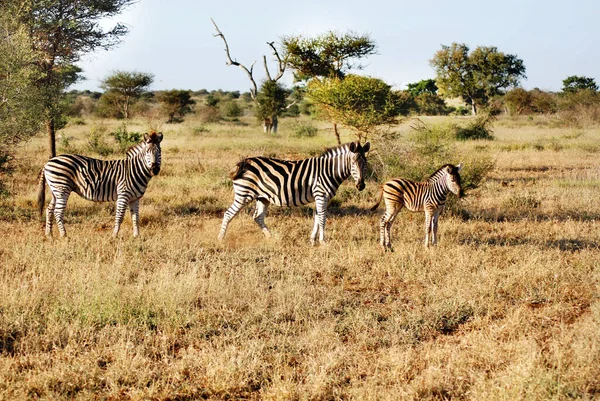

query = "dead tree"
211;18;287;133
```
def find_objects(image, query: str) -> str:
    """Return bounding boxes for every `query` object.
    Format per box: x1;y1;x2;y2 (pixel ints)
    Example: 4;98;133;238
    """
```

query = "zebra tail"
229;158;250;180
370;187;383;211
37;169;46;216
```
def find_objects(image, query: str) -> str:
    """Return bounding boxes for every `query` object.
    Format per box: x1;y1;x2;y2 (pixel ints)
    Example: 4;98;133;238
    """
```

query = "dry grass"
0;114;599;400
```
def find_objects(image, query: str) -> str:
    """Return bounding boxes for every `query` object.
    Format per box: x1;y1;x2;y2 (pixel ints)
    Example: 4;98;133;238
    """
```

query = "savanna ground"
0;113;599;400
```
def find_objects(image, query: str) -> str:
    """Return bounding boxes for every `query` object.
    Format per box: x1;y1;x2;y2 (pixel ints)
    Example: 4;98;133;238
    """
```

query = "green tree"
406;79;438;96
4;0;136;159
256;80;290;132
282;31;377;143
562;76;598;93
100;71;154;119
308;75;408;141
0;14;44;184
430;43;526;115
156;90;195;123
504;88;533;115
282;31;376;81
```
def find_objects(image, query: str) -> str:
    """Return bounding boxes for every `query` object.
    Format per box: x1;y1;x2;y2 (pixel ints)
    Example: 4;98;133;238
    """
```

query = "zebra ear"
362;142;370;152
457;163;463;172
143;133;150;142
349;142;357;153
156;132;164;143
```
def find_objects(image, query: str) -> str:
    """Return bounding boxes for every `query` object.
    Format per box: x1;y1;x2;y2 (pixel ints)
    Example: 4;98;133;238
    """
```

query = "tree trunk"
333;123;341;145
47;118;56;159
124;97;130;119
263;117;272;133
470;100;477;116
271;115;278;133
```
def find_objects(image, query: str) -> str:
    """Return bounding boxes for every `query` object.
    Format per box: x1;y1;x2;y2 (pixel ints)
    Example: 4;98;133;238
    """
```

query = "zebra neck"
127;155;153;181
428;176;450;195
322;152;351;185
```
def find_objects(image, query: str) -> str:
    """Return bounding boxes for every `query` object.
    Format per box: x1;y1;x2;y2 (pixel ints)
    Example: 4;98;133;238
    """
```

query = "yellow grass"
0;114;599;400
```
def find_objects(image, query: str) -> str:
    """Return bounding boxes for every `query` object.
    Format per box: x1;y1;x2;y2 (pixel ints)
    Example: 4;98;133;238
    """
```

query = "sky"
72;0;599;93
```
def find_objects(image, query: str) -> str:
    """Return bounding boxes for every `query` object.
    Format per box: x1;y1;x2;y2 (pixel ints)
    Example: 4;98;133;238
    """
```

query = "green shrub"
221;101;243;118
110;125;141;152
87;127;114;156
292;122;318;138
192;125;210;135
454;113;495;140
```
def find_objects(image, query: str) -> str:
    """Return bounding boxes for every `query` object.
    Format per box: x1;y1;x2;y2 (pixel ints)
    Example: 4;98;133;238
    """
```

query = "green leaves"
430;43;526;114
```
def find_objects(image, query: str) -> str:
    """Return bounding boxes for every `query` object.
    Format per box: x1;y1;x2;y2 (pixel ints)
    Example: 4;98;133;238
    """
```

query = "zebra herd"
37;133;463;250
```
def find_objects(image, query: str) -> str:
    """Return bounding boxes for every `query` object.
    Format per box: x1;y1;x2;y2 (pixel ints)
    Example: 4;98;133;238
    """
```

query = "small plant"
293;122;318;138
87;127;114;156
110;125;141;152
455;113;495;140
504;194;541;209
192;125;210;135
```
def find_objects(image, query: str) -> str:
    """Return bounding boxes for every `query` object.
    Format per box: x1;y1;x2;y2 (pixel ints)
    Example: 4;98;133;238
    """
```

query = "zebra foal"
37;132;163;238
218;141;370;245
371;164;463;250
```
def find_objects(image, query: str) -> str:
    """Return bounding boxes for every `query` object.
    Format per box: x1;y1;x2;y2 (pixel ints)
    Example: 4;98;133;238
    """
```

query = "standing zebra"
37;132;163;238
218;141;370;245
371;164;463;250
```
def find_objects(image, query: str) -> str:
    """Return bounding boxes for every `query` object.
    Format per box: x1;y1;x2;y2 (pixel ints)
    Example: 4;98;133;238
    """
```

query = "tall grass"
0;114;599;399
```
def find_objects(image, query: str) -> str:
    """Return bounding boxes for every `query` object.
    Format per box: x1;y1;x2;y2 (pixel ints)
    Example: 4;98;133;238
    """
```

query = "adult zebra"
371;164;463;250
37;132;163;238
218;141;370;245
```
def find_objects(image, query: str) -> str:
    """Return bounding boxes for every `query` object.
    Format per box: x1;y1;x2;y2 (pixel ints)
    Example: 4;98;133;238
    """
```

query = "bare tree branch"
211;18;258;99
267;41;286;82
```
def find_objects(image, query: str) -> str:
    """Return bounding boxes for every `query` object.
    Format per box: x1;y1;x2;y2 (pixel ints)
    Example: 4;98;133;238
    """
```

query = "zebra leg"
113;196;130;237
381;201;401;252
311;196;328;245
218;195;253;240
431;207;443;245
45;195;56;236
253;199;271;238
424;209;433;247
129;199;140;237
52;189;71;237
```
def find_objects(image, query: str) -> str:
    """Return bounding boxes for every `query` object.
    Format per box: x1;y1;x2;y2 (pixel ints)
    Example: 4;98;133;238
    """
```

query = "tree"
282;31;376;81
212;19;288;132
256;80;290;132
406;79;439;96
307;75;408;141
562;76;598;93
0;13;44;184
282;31;377;143
100;71;153;119
504;88;533;115
4;0;137;159
156;90;195;123
430;43;526;115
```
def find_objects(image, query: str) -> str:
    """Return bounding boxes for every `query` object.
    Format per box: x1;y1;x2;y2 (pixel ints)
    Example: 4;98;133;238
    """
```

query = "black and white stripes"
371;164;463;250
37;132;163;237
218;141;370;245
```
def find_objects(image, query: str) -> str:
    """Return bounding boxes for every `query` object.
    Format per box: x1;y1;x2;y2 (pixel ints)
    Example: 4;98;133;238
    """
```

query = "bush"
292;122;318;137
192;125;210;135
221;101;243;118
455;113;495;140
110;125;141;152
87;127;114;156
197;106;221;123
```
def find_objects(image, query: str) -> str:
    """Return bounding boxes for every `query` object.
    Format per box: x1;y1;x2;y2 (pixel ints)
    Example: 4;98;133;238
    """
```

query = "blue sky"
73;0;599;93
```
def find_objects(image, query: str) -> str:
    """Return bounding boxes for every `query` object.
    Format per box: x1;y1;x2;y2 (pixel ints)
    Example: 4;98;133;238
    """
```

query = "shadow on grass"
459;235;599;252
452;207;600;223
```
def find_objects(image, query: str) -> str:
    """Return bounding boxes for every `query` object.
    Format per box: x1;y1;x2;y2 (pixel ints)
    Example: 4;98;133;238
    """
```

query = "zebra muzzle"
151;164;161;175
356;182;365;191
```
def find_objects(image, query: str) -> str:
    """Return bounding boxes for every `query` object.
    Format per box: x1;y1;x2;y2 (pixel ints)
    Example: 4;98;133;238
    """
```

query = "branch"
267;41;286;82
211;18;257;99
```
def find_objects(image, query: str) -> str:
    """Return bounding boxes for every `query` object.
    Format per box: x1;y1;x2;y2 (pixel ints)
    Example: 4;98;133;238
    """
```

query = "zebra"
36;132;163;238
218;141;371;245
371;164;463;250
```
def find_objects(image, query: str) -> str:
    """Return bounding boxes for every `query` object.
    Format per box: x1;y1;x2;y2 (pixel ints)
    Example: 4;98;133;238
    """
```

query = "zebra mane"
428;164;457;179
126;142;146;158
320;142;355;158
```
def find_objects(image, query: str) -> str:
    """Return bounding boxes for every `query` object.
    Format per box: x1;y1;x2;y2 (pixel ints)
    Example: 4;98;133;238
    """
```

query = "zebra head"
444;163;463;197
348;141;370;191
143;132;163;175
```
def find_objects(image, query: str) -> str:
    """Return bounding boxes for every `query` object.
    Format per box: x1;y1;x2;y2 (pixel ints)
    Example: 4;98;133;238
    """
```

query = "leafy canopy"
430;43;526;113
562;76;598;93
282;32;376;81
308;75;407;139
156;90;196;123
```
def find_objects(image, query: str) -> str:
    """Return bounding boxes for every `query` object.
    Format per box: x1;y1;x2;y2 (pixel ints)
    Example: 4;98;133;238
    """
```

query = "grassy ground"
0;114;599;400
